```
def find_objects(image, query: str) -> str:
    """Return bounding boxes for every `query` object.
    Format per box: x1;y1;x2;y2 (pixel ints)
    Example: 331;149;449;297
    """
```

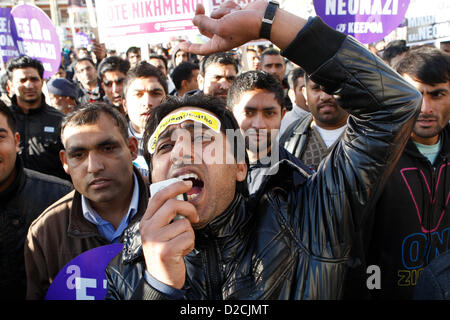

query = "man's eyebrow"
0;127;9;134
244;105;277;111
157;127;176;142
156;122;204;142
66;138;119;153
132;87;164;93
428;88;448;94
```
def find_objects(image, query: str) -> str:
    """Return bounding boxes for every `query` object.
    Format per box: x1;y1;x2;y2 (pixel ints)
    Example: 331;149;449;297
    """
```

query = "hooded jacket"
105;17;421;300
352;124;450;300
0;158;73;299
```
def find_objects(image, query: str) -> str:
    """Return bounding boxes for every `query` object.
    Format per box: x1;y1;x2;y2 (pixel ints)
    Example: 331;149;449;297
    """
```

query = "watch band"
259;1;279;40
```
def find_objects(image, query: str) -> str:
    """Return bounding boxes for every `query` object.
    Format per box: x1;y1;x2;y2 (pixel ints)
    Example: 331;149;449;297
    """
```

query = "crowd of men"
0;0;448;301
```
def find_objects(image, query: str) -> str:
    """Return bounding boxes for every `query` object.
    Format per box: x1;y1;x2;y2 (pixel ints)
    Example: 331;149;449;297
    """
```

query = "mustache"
417;114;438;121
88;176;112;186
317;100;338;109
243;129;277;136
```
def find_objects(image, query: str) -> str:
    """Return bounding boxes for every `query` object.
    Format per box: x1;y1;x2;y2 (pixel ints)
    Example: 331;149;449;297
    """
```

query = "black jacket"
105;17;421;300
10;95;70;181
247;144;312;196
349;124;450;300
0;158;73;299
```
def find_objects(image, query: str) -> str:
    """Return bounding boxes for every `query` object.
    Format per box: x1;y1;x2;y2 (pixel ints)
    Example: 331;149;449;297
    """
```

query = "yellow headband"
148;109;222;154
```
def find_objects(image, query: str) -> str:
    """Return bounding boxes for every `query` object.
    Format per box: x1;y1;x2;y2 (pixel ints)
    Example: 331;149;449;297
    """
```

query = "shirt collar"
81;172;140;226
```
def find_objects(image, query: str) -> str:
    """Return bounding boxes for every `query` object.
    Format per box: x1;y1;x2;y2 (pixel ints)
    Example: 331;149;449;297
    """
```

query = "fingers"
143;180;194;221
148;217;195;254
152;198;198;228
141;215;195;289
195;2;205;15
192;11;220;38
210;1;241;19
179;41;219;56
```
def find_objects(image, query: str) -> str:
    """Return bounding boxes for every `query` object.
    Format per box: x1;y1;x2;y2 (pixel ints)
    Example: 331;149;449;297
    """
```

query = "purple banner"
45;244;123;300
1;4;61;78
0;8;20;63
314;0;410;43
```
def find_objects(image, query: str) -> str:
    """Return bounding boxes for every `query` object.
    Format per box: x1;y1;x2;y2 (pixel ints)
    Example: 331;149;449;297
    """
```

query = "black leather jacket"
105;17;421;300
0;158;73;299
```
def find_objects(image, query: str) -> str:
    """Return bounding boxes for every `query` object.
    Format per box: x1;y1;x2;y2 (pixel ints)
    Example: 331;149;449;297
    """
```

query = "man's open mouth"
176;172;204;201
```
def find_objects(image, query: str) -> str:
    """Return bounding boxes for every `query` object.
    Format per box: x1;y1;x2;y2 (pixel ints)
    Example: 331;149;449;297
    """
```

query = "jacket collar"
404;123;450;161
248;146;311;205
195;193;246;240
11;94;48;115
0;157;24;203
67;166;149;240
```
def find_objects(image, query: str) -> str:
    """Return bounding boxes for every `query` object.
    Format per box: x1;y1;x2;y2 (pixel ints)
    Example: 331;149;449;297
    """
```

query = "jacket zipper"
424;160;437;261
203;233;222;300
23;113;29;164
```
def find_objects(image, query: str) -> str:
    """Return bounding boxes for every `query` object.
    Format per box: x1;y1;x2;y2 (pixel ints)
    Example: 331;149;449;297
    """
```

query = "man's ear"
197;73;204;91
180;79;188;91
288;88;295;105
235;162;247;183
301;86;308;102
281;107;287;119
127;136;139;161
59;150;70;175
122;98;128;114
12;132;20;154
7;79;13;96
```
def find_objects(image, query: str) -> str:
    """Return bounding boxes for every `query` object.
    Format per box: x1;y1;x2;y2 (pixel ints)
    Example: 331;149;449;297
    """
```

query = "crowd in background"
0;6;449;301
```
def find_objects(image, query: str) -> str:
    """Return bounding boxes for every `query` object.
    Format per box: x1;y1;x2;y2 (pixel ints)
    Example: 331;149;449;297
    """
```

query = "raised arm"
180;1;306;55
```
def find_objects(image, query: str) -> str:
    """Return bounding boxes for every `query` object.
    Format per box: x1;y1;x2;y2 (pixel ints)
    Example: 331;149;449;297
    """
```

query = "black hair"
75;57;96;69
260;48;284;65
200;52;239;76
126;46;141;57
288;67;305;91
143;94;249;196
98;56;130;80
123;61;168;96
0;73;9;95
382;40;409;65
170;62;199;90
395;45;450;85
6;55;44;80
0;99;17;133
148;54;168;72
60;101;129;145
227;71;285;110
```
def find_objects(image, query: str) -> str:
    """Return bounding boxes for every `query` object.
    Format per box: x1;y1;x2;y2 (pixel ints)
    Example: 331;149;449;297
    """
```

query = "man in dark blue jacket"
0;101;73;299
7;56;70;181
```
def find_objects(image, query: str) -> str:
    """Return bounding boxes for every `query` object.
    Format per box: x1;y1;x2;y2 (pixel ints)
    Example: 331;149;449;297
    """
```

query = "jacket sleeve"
24;227;49;300
104;265;173;300
281;17;422;258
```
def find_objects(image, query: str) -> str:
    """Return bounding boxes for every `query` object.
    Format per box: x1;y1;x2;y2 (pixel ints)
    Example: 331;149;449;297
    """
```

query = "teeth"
177;173;200;181
186;193;200;201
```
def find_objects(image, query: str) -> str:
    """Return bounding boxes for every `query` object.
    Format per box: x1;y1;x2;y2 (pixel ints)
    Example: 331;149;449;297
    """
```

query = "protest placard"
314;0;410;44
1;4;61;78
